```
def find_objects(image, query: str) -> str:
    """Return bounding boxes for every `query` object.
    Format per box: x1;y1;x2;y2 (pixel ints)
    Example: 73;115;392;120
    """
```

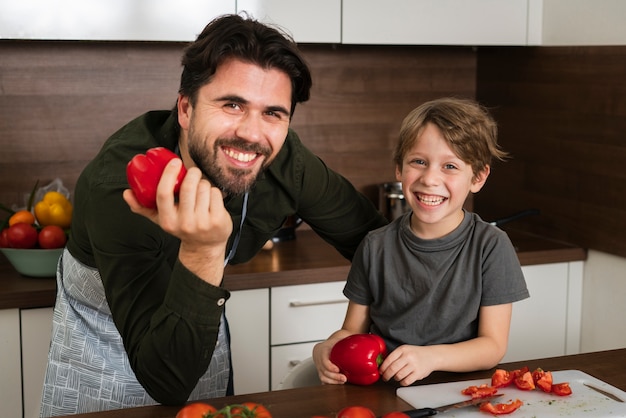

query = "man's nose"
234;112;263;143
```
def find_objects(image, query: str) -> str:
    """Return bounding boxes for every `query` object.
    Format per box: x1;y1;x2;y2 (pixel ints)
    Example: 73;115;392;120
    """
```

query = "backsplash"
0;41;476;208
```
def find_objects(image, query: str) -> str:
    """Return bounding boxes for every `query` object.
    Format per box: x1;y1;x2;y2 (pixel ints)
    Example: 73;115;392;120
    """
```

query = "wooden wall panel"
0;41;476;211
475;46;626;257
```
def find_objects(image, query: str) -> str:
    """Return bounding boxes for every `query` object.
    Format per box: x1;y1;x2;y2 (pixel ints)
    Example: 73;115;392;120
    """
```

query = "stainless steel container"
378;182;410;221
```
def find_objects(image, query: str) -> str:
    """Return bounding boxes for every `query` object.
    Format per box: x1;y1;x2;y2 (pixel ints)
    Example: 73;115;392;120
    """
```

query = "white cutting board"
397;370;626;417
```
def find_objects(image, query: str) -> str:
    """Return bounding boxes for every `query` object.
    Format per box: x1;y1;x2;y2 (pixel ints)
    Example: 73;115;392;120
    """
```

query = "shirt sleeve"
78;174;230;405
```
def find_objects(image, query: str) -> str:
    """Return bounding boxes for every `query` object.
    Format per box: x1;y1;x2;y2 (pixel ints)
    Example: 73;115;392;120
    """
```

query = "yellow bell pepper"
34;191;73;229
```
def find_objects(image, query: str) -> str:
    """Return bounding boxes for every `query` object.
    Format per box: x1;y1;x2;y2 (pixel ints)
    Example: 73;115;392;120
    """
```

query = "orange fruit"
8;210;36;227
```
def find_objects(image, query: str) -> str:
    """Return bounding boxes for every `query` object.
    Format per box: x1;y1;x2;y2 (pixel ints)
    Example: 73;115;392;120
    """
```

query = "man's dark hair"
178;14;312;116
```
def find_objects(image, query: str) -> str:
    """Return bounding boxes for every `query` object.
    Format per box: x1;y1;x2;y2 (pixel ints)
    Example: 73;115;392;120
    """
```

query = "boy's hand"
379;344;435;386
312;340;347;385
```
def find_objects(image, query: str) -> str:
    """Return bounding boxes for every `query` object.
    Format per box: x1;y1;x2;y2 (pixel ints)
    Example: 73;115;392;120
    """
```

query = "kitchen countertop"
0;228;587;310
58;348;626;417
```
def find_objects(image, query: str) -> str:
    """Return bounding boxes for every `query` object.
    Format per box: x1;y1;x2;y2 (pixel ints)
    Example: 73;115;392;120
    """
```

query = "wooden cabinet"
270;282;347;389
342;0;530;45
502;261;583;362
0;307;53;418
237;0;341;43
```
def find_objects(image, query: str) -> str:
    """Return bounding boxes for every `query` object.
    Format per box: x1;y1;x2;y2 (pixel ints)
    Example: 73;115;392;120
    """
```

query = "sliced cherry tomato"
552;382;573;396
491;369;515;388
514;370;536;391
175;402;217;418
461;384;498;399
532;368;553;393
336;405;376;418
479;399;523;415
381;413;410;418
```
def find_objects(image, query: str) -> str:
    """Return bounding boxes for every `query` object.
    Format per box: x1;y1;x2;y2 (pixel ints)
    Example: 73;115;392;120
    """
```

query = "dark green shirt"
67;110;388;403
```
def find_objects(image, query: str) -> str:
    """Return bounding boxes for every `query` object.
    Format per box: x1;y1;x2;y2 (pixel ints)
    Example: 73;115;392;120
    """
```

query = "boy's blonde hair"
393;97;508;176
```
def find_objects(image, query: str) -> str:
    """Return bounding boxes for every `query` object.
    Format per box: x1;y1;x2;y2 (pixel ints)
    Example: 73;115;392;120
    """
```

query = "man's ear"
177;94;191;130
471;165;491;193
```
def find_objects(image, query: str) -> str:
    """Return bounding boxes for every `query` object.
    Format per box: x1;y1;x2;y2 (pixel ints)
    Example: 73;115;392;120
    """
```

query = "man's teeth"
418;195;446;205
225;148;256;162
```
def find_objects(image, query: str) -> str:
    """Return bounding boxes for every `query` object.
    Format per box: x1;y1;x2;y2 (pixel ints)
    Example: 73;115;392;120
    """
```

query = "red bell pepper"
126;147;187;209
329;333;388;385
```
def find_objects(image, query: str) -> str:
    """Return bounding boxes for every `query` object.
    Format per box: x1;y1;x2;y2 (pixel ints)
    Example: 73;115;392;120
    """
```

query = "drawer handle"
289;299;347;307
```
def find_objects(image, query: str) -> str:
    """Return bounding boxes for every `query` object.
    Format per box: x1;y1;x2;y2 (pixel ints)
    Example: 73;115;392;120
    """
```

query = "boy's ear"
395;165;402;181
471;165;491;193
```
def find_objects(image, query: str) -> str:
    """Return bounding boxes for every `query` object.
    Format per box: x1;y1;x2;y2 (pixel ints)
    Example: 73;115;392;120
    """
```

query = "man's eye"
225;103;241;110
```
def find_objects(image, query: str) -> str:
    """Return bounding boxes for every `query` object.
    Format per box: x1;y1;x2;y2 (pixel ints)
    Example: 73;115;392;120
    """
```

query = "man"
40;14;387;416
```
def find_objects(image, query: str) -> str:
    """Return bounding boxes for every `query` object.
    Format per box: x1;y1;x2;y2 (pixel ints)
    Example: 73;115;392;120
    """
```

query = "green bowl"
0;247;62;278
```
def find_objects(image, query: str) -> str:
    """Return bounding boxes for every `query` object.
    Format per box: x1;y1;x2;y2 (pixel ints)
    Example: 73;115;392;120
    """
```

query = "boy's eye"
411;159;426;166
445;163;458;170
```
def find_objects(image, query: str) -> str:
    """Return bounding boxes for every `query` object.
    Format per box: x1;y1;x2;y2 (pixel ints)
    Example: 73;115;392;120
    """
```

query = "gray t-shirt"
344;210;529;351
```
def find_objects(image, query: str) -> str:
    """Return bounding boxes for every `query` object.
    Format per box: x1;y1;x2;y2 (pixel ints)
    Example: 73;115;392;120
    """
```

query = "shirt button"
217;298;226;306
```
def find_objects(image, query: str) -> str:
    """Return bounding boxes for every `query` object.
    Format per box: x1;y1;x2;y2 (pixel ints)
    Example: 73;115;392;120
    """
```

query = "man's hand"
123;159;233;285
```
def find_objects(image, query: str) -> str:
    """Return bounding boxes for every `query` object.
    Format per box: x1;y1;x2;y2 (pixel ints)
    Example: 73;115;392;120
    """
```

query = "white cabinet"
528;0;626;45
502;261;583;362
0;309;22;418
237;0;341;43
227;288;270;395
0;307;53;418
270;282;347;389
0;0;235;41
21;308;54;418
342;0;530;45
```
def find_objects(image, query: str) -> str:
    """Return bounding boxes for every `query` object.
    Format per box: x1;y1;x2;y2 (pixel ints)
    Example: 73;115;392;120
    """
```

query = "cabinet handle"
289;299;347;307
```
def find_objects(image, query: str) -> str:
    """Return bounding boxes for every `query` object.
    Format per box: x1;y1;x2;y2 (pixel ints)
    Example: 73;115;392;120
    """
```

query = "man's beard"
188;135;272;196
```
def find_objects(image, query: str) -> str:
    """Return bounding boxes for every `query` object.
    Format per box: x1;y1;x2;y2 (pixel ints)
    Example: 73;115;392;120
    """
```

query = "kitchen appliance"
397;370;626;417
379;182;407;221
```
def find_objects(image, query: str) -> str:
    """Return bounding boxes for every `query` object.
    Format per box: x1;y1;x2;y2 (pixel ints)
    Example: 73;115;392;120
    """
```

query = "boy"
313;98;529;386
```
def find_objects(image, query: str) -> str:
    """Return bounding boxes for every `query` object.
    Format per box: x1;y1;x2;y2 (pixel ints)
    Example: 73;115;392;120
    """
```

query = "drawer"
271;282;347;345
271;342;317;390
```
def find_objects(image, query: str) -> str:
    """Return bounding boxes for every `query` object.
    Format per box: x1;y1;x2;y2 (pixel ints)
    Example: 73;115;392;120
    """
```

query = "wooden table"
61;348;625;418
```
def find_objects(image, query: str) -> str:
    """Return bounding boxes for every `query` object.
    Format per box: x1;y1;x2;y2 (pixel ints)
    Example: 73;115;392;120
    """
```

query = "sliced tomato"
532;368;553;393
479;399;523;415
461;384;498;399
491;369;515;388
552;382;573;396
514;370;536;391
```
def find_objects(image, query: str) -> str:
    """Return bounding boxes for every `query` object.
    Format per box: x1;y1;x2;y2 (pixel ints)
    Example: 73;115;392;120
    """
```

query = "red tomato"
0;228;10;248
229;402;272;417
336;405;376;418
532;368;553;393
7;222;38;248
381;412;410;418
38;225;67;249
491;369;515;388
514;370;536;390
175;402;217;418
479;399;523;415
461;384;498;399
552;382;573;396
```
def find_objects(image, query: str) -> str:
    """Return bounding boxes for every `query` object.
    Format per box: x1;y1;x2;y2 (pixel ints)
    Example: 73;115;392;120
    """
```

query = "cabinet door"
0;0;235;41
342;0;529;45
227;289;270;395
237;0;341;43
0;309;22;418
502;263;569;362
270;342;318;390
271;282;347;346
21;307;54;418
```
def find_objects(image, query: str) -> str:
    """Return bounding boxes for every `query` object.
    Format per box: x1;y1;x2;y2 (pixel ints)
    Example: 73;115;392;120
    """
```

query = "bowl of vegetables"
1;199;70;278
